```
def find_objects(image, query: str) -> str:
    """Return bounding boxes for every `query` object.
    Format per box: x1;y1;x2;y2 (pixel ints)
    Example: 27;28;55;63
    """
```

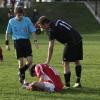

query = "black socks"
64;65;82;87
19;64;29;84
75;65;82;83
64;72;71;87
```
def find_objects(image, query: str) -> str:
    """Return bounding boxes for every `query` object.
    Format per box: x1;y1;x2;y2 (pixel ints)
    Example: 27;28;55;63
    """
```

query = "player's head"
14;6;24;21
37;16;50;30
29;64;36;77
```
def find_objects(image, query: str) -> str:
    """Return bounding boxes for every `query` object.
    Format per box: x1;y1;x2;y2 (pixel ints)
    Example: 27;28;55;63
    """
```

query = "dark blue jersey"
48;20;82;46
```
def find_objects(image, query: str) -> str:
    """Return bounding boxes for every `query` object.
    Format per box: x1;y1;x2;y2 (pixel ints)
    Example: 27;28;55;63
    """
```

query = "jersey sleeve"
27;17;36;33
48;30;55;41
6;20;12;34
35;65;44;78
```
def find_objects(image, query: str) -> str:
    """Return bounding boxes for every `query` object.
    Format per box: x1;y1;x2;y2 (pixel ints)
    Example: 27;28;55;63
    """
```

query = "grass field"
0;2;100;100
0;33;100;100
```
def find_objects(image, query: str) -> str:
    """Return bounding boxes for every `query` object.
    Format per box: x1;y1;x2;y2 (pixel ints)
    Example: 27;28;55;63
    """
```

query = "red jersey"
35;64;63;92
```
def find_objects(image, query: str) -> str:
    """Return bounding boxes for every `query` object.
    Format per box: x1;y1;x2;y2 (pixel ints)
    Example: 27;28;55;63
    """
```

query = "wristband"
5;40;9;45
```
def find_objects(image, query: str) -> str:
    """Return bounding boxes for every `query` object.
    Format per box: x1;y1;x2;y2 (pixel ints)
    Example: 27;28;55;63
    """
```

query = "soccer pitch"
0;2;100;100
0;33;100;100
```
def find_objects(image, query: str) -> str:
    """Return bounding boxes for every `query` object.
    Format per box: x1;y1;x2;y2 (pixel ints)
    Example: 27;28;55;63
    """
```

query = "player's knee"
27;60;32;66
29;64;36;77
18;58;24;68
75;60;81;65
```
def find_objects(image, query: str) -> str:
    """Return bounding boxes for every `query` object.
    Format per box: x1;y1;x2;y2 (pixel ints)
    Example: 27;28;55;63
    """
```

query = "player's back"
37;64;63;92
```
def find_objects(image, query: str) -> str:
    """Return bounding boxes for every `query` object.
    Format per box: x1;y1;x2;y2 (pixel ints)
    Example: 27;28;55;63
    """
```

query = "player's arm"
28;17;39;49
5;20;12;51
38;75;44;82
45;40;55;64
35;65;44;82
5;32;10;51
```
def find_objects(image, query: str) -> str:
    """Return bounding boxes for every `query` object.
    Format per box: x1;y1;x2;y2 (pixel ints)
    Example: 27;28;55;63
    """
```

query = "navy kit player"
37;16;83;88
5;7;38;85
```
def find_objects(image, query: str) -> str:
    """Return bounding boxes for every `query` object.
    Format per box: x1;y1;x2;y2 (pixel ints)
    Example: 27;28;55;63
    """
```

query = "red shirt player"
25;64;64;92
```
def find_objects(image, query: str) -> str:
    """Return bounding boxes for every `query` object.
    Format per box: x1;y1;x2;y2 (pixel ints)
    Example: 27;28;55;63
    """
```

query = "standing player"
37;16;83;88
5;7;38;85
23;64;63;92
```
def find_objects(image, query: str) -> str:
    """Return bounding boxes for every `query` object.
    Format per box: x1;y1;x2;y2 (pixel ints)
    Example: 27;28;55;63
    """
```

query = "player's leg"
73;60;82;88
26;82;45;91
43;82;55;92
26;56;33;73
26;82;55;92
63;45;71;88
24;39;33;76
19;39;33;84
73;41;83;88
63;61;71;88
26;56;33;67
14;40;25;84
18;58;26;84
14;39;31;84
24;39;33;71
18;56;32;85
32;82;55;92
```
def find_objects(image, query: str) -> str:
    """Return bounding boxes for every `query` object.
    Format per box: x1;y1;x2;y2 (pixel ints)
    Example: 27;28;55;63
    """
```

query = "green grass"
0;33;100;100
0;2;100;100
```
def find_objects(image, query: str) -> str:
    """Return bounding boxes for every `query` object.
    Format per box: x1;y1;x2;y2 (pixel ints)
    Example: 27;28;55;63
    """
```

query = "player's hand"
44;61;49;65
6;45;10;51
26;85;33;91
26;83;34;91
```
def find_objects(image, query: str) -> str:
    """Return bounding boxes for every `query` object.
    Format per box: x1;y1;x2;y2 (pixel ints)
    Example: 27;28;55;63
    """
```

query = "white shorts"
43;82;55;92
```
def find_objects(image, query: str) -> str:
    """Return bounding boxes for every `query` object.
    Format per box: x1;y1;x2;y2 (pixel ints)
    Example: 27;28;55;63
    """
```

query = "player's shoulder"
35;64;44;72
35;64;49;69
23;16;31;21
35;64;42;69
9;17;16;23
49;19;62;28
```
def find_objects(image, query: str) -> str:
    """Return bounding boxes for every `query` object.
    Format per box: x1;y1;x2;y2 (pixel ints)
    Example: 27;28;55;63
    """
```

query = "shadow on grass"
0;86;100;98
61;86;100;95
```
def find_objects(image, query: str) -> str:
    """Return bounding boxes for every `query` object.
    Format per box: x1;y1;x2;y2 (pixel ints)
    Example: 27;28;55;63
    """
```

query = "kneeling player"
23;64;64;92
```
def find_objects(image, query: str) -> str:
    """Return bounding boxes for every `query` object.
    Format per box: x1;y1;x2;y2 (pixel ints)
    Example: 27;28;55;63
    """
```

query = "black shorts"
63;40;83;62
14;39;32;59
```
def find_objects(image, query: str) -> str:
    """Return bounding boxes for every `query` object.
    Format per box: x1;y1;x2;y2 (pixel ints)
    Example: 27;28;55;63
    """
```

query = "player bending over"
23;64;64;92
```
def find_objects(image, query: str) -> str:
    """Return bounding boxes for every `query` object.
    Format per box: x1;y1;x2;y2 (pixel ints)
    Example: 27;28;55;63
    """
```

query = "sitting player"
0;47;3;61
23;64;64;92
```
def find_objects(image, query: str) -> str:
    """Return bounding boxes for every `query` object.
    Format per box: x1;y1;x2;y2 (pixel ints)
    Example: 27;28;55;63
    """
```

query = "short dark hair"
14;7;24;14
37;16;50;25
29;64;36;77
